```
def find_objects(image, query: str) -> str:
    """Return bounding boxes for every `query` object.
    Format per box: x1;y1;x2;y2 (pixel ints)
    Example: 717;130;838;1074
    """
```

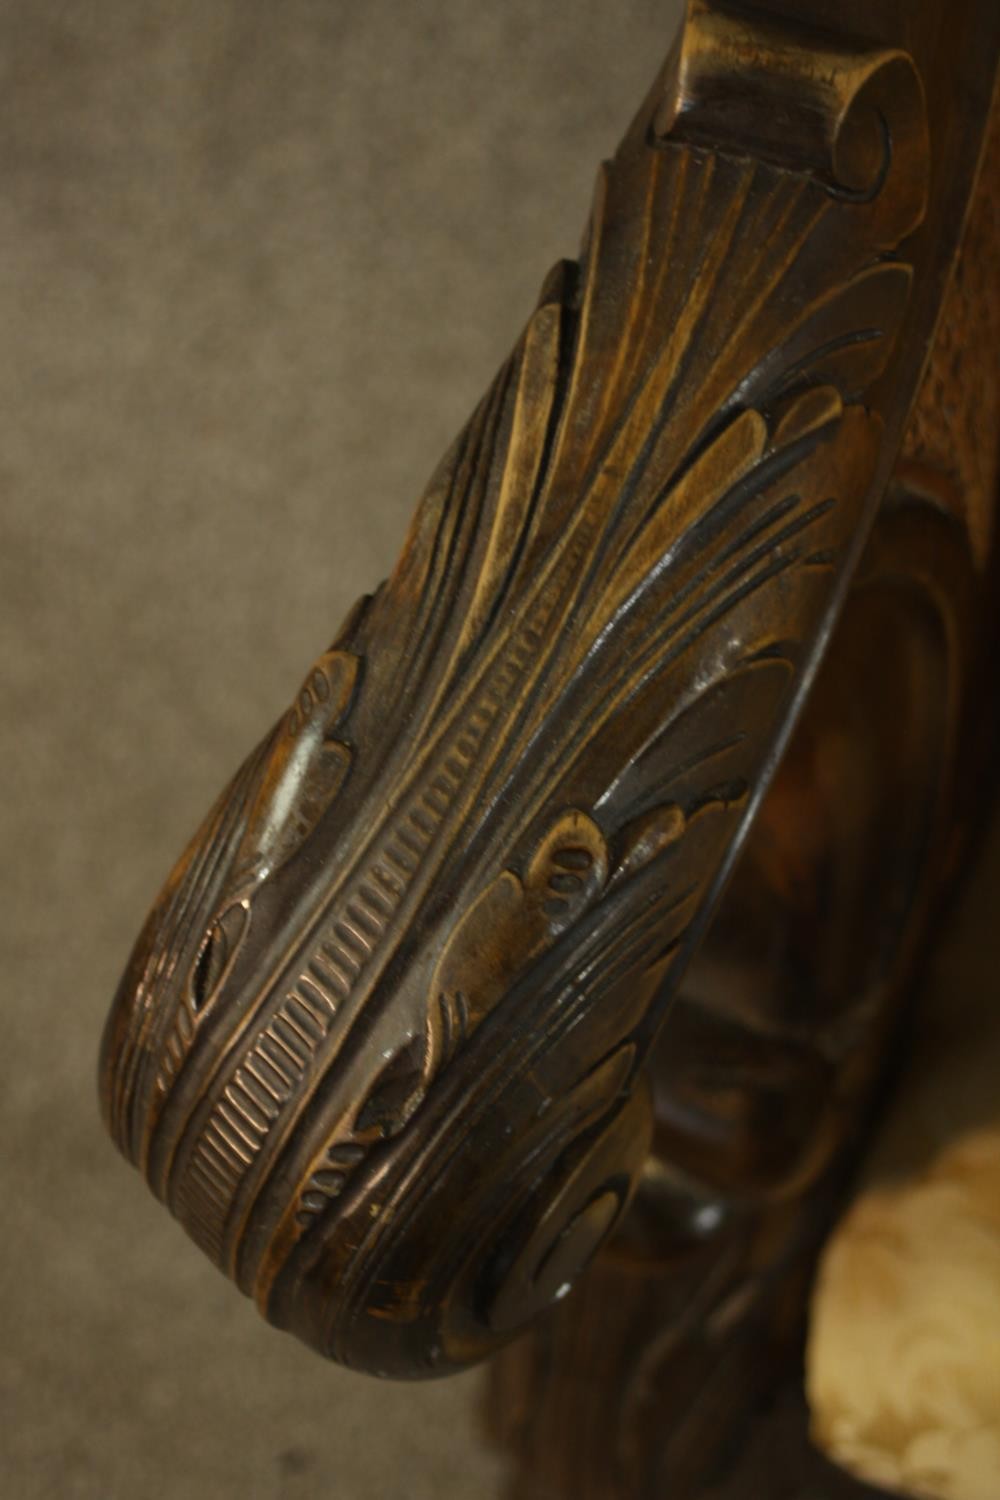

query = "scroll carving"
101;6;953;1388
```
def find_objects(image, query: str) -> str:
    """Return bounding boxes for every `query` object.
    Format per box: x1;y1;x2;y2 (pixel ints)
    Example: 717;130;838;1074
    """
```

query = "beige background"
0;3;685;1498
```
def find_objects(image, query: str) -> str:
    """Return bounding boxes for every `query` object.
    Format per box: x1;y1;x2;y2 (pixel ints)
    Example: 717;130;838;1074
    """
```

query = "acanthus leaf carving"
99;8;940;1384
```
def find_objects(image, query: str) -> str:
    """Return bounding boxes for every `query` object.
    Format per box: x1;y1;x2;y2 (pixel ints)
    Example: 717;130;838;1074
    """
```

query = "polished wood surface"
100;1;999;1492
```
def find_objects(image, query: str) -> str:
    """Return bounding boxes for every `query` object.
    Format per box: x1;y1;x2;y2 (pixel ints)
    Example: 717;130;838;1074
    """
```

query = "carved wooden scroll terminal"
101;1;999;1492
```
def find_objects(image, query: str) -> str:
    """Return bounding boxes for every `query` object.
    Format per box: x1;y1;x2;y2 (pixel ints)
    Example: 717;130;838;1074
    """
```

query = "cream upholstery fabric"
808;804;1000;1500
809;1129;1000;1500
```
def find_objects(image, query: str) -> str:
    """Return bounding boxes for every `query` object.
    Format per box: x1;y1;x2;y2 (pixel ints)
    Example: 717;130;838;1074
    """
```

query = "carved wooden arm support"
100;4;999;1449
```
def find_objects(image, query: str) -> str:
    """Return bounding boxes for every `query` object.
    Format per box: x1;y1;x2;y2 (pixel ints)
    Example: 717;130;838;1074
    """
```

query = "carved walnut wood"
487;7;1000;1497
101;2;999;1487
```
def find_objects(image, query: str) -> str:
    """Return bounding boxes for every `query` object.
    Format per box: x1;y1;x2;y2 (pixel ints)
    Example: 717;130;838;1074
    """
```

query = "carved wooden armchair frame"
100;2;1000;1494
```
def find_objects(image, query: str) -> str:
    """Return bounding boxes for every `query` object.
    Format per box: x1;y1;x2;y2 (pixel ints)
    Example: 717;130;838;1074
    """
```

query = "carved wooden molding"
102;1;999;1488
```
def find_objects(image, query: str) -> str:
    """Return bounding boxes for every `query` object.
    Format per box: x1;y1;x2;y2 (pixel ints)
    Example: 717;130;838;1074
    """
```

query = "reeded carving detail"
101;10;933;1378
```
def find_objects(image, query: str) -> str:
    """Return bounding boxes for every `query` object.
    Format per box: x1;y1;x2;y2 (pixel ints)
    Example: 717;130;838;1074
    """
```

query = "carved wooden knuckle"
100;0;1000;1391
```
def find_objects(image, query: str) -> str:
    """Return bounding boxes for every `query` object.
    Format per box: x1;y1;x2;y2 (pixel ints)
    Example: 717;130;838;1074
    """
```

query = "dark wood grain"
101;1;999;1491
